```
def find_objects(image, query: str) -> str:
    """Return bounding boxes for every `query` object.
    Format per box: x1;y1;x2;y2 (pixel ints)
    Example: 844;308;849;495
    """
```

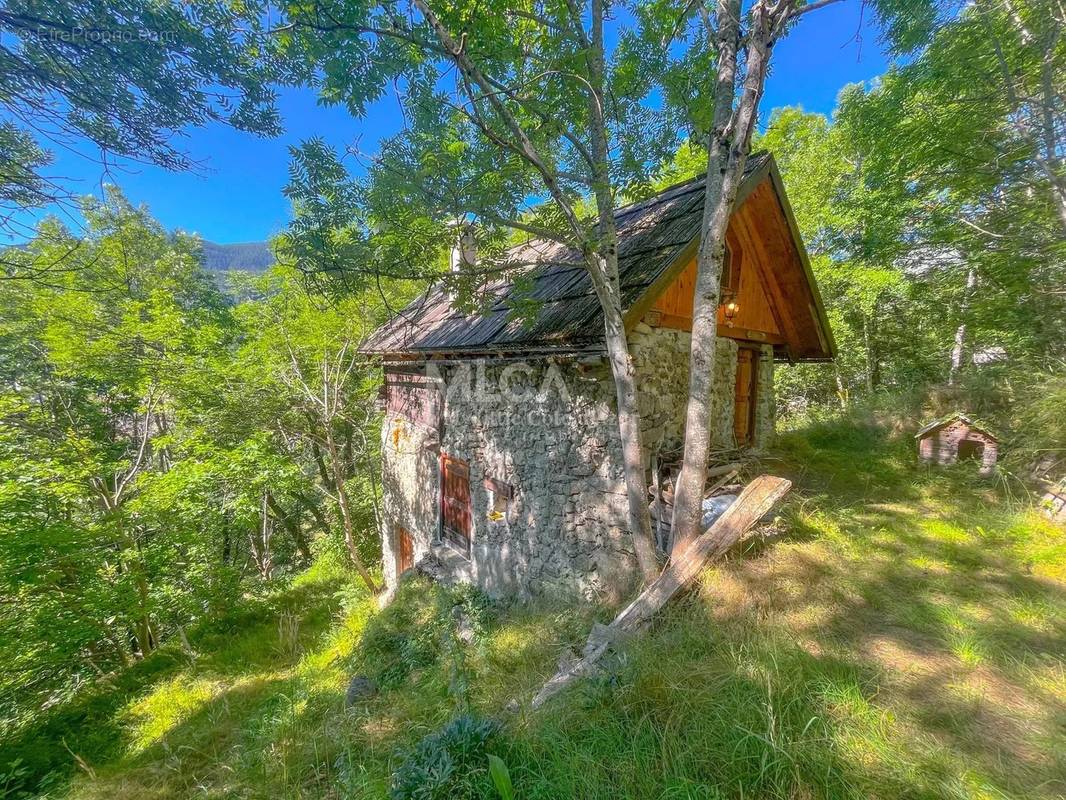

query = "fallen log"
531;475;791;709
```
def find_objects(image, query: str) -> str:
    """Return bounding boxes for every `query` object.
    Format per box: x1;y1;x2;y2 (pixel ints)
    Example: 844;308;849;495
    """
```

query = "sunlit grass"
9;416;1063;799
121;676;222;754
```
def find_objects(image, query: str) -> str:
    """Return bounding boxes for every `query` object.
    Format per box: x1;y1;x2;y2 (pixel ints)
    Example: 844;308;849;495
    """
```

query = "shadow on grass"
8;419;1064;800
1;572;345;797
691;423;1066;799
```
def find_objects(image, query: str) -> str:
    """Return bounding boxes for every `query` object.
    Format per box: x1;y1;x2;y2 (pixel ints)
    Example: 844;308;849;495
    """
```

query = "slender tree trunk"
298;492;332;537
948;267;977;385
132;570;153;657
115;517;154;658
863;313;876;394
250;491;274;580
309;438;336;492
416;0;659;583
266;493;313;563
221;516;232;565
600;286;659;582
948;323;967;385
835;369;848;409
672;0;773;555
584;0;658;583
324;426;379;593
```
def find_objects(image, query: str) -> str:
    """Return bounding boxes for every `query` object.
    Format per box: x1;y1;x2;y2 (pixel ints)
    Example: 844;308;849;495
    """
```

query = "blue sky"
31;3;888;245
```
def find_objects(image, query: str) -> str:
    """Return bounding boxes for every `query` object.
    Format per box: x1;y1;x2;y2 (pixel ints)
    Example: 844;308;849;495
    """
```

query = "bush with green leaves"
389;714;501;800
353;577;492;690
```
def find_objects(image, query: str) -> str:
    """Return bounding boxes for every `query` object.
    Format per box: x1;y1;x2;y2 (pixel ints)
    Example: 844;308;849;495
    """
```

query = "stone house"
916;412;999;474
362;153;835;602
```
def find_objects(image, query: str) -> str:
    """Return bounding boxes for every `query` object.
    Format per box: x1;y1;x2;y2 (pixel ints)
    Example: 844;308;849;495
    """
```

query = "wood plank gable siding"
643;177;825;355
360;153;834;363
649;228;782;340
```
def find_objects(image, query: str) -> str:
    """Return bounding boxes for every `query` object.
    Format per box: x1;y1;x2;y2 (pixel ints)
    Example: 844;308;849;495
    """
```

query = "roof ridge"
501;151;773;261
611;150;772;217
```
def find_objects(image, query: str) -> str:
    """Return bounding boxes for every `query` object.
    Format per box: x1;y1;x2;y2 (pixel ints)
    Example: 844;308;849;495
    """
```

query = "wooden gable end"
636;167;834;361
649;224;783;344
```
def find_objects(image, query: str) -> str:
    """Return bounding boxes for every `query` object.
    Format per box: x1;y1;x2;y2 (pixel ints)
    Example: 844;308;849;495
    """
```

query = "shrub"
389;715;501;800
353;578;493;690
1010;366;1066;469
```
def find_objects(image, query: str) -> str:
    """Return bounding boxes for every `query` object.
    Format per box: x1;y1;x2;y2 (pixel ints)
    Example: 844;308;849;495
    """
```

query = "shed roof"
914;412;999;441
362;153;833;361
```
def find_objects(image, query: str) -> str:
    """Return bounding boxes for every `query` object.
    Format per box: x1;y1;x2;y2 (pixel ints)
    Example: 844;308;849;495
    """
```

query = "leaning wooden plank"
531;475;791;709
618;476;791;633
705;468;739;497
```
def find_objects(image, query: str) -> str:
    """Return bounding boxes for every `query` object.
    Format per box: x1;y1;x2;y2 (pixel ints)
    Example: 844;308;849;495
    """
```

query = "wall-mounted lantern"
723;300;739;326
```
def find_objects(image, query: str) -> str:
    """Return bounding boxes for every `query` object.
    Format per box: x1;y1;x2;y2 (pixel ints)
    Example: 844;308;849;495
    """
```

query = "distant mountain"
201;241;273;273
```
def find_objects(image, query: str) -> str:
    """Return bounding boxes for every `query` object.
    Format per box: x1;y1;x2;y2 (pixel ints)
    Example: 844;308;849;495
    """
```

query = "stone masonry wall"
379;331;775;602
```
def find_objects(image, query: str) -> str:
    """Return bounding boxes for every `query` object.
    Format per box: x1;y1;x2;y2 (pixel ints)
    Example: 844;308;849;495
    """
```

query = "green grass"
5;417;1064;799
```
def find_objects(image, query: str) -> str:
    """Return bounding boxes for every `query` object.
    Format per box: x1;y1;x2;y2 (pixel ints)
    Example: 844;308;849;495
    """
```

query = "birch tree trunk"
414;0;659;583
948;267;977;385
596;271;659;582
835;369;849;409
585;0;658;582
671;0;773;555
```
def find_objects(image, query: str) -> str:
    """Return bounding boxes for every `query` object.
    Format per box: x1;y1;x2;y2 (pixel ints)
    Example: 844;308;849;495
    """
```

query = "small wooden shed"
915;413;999;474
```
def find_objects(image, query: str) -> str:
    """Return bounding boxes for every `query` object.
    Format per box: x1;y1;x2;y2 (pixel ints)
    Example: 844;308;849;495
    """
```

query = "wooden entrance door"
440;455;472;557
395;527;413;575
733;347;759;446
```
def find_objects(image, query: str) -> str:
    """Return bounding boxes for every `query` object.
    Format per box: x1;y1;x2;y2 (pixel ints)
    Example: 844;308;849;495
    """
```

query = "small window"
484;477;513;522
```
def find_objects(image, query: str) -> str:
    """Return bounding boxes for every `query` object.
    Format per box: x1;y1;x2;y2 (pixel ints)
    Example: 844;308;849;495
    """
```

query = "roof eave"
765;159;837;361
622;154;835;363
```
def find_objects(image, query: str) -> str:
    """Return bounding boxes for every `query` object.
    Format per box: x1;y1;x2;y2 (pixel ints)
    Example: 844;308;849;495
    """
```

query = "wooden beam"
766;161;836;359
717;327;786;345
733;207;801;352
531;476;792;709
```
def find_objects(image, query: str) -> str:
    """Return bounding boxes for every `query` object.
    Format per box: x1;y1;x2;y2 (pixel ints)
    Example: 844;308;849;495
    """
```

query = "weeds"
4;416;1063;800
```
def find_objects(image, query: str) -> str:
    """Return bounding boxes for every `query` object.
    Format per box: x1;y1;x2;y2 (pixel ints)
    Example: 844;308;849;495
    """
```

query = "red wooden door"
733;347;759;446
440;455;472;557
395;527;413;575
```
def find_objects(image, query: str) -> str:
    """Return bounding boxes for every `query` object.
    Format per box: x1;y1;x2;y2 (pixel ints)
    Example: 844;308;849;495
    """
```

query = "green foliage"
0;190;393;750
389;715;501;800
0;0;279;237
1011;368;1066;462
487;754;515;800
354;578;492;691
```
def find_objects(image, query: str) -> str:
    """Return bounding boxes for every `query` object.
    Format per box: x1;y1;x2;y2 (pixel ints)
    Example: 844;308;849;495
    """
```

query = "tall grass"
4;414;1063;800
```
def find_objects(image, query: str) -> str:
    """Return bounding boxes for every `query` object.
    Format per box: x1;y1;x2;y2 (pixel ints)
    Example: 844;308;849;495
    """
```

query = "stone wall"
753;344;776;450
379;330;775;602
630;326;774;455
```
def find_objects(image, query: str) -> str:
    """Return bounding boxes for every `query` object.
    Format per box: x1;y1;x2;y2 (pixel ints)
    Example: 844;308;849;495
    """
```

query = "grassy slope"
9;417;1065;799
